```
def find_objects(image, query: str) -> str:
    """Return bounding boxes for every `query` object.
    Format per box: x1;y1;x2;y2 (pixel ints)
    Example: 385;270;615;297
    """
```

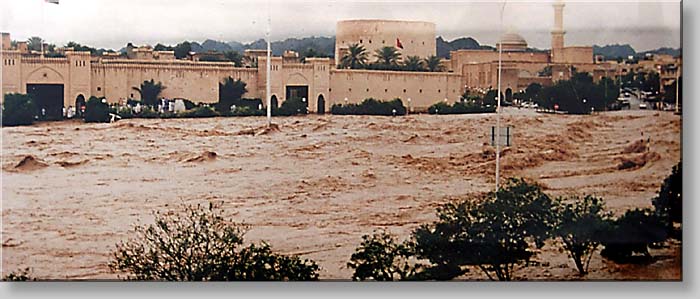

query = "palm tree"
132;79;166;107
424;55;444;72
27;36;43;52
340;43;368;69
403;55;425;71
374;46;401;67
217;77;248;112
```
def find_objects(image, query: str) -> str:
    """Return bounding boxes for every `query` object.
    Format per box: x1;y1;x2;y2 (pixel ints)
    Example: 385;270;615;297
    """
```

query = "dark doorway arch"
75;94;86;118
270;95;278;109
27;84;64;120
505;88;513;102
317;95;326;114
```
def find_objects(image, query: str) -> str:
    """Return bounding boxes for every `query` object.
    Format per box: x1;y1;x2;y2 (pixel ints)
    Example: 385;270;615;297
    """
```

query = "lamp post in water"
265;3;272;126
495;1;506;196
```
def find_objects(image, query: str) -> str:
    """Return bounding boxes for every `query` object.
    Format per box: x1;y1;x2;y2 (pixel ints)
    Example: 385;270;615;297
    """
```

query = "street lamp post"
265;4;272;126
495;1;506;196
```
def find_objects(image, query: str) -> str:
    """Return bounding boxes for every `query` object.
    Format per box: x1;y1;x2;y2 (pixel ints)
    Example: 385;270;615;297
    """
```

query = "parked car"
639;102;648;109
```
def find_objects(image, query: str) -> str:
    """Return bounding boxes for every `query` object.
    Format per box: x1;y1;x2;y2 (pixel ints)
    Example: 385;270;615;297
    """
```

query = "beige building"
335;19;437;66
0;2;681;118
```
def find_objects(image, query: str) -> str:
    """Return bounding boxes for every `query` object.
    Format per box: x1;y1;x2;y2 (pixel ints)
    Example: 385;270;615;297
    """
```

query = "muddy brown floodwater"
1;108;681;280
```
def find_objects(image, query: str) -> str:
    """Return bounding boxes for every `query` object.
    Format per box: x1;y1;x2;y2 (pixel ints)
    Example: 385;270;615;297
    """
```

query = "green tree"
600;208;668;263
27;36;43;52
652;162;682;238
2;268;34;281
555;195;613;275
274;97;308;116
525;83;542;101
84;96;111;123
132;79;165;107
348;231;420;281
424;55;444;72
110;203;319;281
2;93;36;126
483;89;504;106
403;55;425;71
339;43;368;69
413;178;557;281
348;231;421;281
217;77;248;113
223;51;243;67
597;76;620;106
330;98;406;116
154;43;173;51
374;46;401;67
173;41;192;59
662;77;681;104
642;72;660;94
66;41;98;54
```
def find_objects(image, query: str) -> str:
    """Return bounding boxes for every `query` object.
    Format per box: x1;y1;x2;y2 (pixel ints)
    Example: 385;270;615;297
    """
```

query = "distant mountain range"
593;44;681;59
166;36;490;58
121;36;680;60
184;36;336;57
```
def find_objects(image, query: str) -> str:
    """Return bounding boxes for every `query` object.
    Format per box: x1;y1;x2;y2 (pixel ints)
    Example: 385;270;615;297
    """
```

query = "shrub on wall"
84;96;111;123
274;97;308;116
178;106;219;118
331;98;406;116
231;106;265;117
2;93;36;126
138;107;160;118
428;101;496;114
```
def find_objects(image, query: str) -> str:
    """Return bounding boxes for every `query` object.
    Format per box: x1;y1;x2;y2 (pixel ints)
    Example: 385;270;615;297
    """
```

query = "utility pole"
675;66;680;113
40;0;45;58
265;2;272;126
495;1;506;195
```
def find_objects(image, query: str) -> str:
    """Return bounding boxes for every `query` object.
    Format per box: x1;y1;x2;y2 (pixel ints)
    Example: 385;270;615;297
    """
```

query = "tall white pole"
265;2;272;126
40;0;45;57
495;2;506;195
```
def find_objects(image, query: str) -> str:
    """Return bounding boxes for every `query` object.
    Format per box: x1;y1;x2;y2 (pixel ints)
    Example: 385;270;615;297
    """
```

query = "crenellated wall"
329;69;462;111
90;59;259;105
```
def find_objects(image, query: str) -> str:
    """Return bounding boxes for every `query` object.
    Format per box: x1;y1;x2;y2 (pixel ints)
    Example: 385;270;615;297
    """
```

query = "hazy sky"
0;0;681;51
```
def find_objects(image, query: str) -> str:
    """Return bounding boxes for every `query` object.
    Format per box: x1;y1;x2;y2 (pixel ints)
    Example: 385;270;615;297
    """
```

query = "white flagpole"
41;0;45;57
495;1;506;195
265;1;272;126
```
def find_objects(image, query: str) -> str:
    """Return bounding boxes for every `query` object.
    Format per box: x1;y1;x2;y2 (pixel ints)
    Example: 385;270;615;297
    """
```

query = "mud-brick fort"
0;2;681;117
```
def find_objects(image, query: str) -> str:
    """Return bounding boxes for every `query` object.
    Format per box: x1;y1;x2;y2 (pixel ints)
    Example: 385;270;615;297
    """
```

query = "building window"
360;39;363;43
403;89;406;93
130;93;134;98
349;88;352;92
366;88;369;92
382;40;385;44
97;87;102;91
385;89;388;93
419;89;422;93
369;40;372;44
438;89;441;93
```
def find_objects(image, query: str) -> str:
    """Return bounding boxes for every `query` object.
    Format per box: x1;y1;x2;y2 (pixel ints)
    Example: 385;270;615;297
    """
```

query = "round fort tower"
335;19;436;66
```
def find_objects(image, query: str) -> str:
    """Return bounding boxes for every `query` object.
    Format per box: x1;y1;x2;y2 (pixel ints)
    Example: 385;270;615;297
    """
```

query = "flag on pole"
45;0;59;4
396;38;403;49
